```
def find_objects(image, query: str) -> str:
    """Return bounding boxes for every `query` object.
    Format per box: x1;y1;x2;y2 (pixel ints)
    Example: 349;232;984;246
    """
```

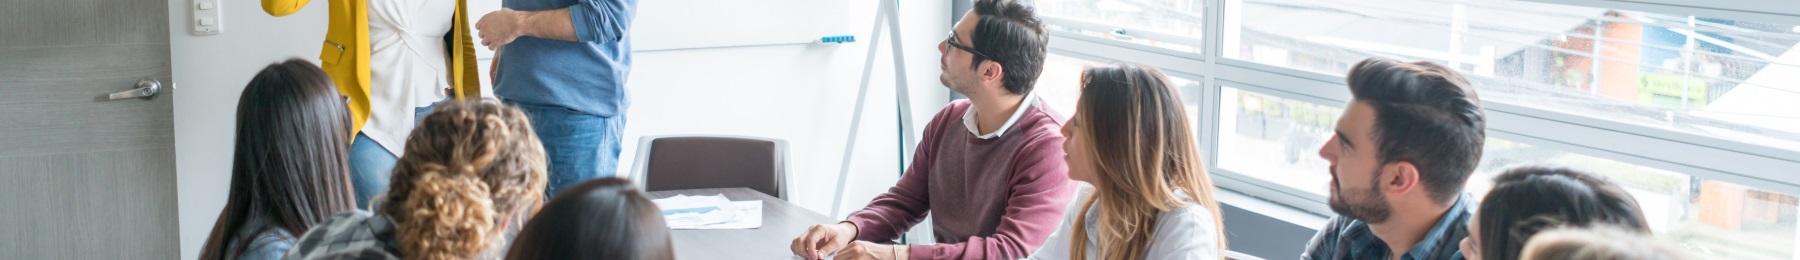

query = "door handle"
108;79;162;100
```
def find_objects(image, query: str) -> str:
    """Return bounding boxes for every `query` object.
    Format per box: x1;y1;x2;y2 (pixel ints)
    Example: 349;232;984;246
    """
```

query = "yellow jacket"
263;0;482;135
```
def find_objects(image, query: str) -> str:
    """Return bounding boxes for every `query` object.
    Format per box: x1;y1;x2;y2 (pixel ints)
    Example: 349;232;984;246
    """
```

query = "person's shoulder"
1451;193;1477;218
1157;192;1221;235
239;229;296;260
1148;199;1223;259
247;229;296;248
1165;201;1218;222
286;210;399;260
923;100;975;132
1017;99;1066;133
1301;215;1361;259
1156;205;1218;237
295;210;374;242
1012;106;1067;146
1320;214;1364;233
1027;98;1066;123
318;210;376;230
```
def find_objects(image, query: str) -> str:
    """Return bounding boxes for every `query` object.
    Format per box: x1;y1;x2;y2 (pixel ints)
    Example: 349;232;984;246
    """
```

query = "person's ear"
1384;161;1421;196
982;62;1005;83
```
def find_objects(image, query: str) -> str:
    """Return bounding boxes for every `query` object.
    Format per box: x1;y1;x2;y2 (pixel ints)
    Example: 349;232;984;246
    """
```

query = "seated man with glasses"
787;0;1075;259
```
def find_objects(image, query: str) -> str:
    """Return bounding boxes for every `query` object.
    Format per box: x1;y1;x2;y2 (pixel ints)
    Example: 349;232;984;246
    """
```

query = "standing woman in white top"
350;0;462;208
1031;63;1227;260
263;0;485;209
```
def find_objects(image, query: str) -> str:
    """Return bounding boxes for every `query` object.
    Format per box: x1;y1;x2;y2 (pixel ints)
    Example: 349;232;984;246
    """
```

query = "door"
0;0;179;258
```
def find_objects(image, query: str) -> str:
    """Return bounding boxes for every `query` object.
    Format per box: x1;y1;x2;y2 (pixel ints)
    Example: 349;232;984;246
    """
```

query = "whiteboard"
632;0;851;51
469;0;851;58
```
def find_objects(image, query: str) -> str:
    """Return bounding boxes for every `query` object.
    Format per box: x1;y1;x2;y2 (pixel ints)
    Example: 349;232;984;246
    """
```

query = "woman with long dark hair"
198;59;359;260
1029;63;1227;259
1459;165;1651;260
505;178;673;260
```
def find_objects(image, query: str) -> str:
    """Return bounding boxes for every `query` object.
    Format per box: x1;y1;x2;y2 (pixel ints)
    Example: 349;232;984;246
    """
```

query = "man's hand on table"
790;222;858;260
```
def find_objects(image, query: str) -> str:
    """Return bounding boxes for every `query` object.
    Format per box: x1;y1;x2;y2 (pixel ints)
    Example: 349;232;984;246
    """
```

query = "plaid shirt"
284;210;402;260
1301;194;1474;260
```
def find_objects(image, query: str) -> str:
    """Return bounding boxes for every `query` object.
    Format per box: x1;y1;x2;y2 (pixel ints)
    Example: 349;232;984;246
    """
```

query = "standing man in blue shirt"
475;0;636;196
1303;57;1486;260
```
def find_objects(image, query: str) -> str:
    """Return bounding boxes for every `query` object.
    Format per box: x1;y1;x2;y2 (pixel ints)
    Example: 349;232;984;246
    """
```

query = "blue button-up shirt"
494;0;637;117
1301;194;1475;260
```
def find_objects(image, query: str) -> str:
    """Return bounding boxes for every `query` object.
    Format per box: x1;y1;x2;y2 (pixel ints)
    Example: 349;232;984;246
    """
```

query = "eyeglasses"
946;31;997;64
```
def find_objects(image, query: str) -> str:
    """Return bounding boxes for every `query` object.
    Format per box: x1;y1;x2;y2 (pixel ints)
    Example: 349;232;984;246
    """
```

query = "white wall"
611;0;952;219
170;1;949;259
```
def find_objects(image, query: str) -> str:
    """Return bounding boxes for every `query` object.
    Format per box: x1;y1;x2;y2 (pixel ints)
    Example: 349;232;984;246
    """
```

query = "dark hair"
384;100;549;260
200;58;358;260
970;0;1049;95
1477;165;1651;260
506;178;674;260
1344;57;1485;204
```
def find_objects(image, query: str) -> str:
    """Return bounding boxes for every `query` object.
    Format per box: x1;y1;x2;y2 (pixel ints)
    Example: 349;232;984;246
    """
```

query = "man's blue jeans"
507;100;626;198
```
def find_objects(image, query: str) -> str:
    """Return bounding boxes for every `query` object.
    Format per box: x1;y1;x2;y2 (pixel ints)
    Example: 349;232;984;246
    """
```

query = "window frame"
1042;16;1211;60
1040;0;1800;218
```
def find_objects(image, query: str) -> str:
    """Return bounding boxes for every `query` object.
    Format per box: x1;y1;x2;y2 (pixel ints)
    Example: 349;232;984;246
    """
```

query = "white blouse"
361;0;455;156
1028;185;1222;260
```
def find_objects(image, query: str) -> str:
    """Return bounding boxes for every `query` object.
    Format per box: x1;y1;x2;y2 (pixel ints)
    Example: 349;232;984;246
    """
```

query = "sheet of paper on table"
784;252;838;260
652;194;763;229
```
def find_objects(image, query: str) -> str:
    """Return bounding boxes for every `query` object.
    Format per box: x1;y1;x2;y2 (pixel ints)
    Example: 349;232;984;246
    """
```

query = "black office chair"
629;135;789;200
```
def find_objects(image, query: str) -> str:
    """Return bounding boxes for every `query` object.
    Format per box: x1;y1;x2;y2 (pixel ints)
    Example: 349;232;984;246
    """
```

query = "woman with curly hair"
285;100;548;260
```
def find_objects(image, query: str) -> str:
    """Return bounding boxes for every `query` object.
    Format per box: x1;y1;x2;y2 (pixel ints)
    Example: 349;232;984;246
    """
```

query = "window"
1036;54;1204;126
1222;0;1800;151
1036;54;1097;117
1040;0;1800;258
1218;85;1798;259
1037;0;1207;54
1217;86;1339;197
1473;140;1798;260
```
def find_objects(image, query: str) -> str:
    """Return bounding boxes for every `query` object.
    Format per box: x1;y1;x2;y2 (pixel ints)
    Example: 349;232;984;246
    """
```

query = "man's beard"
1328;165;1394;224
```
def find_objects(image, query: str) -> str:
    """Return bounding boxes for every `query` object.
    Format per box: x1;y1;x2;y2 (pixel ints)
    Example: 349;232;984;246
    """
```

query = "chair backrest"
630;135;788;199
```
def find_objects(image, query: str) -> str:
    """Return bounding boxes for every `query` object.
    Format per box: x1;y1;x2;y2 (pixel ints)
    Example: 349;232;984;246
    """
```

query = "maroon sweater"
845;99;1076;259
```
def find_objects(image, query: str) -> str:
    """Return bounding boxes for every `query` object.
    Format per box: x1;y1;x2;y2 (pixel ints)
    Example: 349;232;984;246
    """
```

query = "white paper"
653;194;763;229
656;194;742;228
676;201;762;229
783;253;837;260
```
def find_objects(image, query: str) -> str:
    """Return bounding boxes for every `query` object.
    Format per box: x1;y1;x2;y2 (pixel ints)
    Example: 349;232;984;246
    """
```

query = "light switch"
192;0;221;35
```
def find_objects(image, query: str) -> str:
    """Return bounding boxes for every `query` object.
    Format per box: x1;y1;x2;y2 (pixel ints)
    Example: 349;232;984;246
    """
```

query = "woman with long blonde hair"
286;100;548;260
1030;63;1227;260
